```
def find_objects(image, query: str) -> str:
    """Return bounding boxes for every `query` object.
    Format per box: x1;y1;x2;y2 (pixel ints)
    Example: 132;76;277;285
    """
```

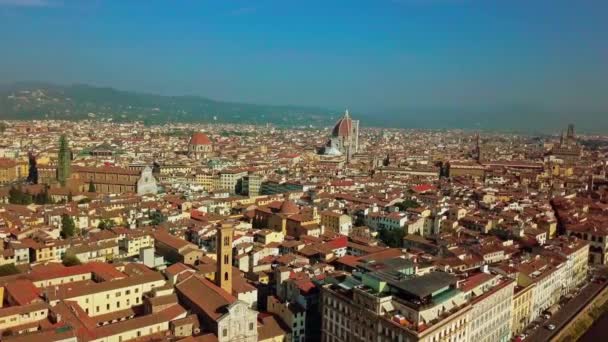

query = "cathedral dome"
279;200;299;215
332;110;353;138
189;132;212;146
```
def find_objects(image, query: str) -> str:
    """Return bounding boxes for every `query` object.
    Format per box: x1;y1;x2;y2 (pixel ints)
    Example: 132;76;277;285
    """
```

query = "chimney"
215;223;234;294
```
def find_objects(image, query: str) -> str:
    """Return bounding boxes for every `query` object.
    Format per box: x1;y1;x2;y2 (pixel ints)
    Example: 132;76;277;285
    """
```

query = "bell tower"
216;223;233;294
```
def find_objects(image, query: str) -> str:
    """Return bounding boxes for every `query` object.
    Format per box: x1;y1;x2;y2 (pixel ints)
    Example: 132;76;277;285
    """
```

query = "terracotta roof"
279;200;299;215
4;279;42;305
190;132;212;145
175;275;236;321
332;113;353;137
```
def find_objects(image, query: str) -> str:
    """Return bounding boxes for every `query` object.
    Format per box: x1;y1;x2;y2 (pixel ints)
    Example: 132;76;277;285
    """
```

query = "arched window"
224;272;229;281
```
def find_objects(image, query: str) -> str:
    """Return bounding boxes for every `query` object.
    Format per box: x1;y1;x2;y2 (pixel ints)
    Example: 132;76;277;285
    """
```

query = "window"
224;272;229;281
223;329;228;337
250;322;254;331
106;304;110;310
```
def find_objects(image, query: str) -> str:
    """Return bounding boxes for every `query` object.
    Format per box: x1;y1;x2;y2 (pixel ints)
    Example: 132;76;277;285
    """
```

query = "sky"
0;0;607;116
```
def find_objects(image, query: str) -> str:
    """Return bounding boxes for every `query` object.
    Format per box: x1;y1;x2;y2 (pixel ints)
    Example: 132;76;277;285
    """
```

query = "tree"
27;152;38;184
57;134;72;187
62;254;82;266
8;186;33;205
378;228;405;248
88;180;96;193
98;219;115;230
34;186;53;205
61;214;77;238
0;264;20;276
396;199;420;211
150;211;166;226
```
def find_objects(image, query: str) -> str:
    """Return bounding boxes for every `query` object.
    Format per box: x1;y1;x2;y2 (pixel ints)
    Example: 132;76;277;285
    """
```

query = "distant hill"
0;82;605;133
0;82;335;127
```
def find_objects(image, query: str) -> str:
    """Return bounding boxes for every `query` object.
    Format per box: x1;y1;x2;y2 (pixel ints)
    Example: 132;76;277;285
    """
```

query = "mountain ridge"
0;82;336;127
0;82;606;134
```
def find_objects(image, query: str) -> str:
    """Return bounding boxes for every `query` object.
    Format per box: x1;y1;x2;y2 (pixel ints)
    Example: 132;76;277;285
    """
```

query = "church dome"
332;110;353;138
279;200;299;215
190;132;212;145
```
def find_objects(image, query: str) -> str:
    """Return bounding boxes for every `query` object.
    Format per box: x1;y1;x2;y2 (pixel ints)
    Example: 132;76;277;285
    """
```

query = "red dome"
190;132;212;145
279;200;299;215
332;112;352;138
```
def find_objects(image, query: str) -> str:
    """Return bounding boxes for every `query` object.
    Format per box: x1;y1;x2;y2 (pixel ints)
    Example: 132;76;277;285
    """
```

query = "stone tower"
475;133;483;163
57;135;72;187
216;223;233;294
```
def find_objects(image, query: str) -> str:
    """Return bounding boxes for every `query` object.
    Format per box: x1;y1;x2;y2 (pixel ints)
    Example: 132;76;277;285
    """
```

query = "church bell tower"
216;223;233;294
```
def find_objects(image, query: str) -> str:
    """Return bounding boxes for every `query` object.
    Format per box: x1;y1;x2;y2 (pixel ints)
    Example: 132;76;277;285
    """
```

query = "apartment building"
463;274;514;342
511;283;535;335
516;256;565;319
45;271;166;317
321;257;519;342
320;211;352;236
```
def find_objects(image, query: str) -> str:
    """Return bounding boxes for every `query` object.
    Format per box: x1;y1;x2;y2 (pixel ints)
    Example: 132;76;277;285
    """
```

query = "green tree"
61;214;77;238
98;219;115;230
8;186;33;205
396;199;420;211
34;186;53;205
378;228;405;248
88;180;96;193
62;254;82;266
57;134;72;187
0;263;20;276
150;211;166;226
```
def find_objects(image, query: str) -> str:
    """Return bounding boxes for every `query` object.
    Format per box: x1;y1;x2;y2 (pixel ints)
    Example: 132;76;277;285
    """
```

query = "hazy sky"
1;0;606;113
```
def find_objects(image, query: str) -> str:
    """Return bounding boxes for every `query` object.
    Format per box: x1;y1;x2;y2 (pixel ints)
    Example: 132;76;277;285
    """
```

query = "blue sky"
0;0;606;114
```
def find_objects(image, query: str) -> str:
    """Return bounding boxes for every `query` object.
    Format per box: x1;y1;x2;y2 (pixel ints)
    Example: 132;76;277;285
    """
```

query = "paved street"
525;280;607;342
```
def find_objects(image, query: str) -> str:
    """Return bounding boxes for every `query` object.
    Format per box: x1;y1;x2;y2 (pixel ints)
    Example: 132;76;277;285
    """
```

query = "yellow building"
0;158;18;184
195;171;218;191
24;239;69;264
255;229;284;245
119;231;154;257
320;211;352;235
511;283;535;335
66;241;119;263
0;302;49;333
46;273;166;317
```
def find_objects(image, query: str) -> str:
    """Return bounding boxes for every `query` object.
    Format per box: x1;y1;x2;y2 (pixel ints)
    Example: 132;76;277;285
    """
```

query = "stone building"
188;132;213;160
